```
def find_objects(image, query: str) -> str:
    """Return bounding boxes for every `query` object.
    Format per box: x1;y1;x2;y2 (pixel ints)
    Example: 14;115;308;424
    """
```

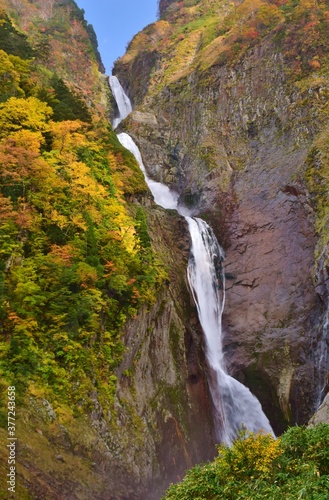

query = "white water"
112;76;274;444
117;133;179;210
316;298;329;408
109;76;132;129
186;218;274;444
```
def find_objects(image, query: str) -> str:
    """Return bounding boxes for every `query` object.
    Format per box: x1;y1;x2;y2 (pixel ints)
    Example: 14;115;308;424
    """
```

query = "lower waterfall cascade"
112;76;274;444
316;296;329;409
186;217;274;444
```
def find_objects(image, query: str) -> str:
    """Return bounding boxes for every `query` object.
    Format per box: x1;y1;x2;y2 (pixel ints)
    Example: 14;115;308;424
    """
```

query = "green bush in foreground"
163;424;329;499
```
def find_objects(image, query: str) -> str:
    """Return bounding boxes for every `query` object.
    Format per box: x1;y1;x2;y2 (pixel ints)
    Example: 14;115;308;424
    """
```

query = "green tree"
0;50;24;101
163;426;329;499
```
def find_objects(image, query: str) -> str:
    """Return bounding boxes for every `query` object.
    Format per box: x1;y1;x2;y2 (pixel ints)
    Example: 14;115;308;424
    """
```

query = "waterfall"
117;133;179;210
186;218;273;444
111;76;274;444
316;297;329;408
109;75;132;129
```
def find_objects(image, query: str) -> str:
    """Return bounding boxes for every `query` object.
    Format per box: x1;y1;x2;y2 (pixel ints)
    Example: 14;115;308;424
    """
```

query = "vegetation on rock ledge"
164;424;329;499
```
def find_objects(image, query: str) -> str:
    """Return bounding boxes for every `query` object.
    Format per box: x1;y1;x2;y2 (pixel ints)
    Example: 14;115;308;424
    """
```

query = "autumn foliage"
0;5;165;417
164;425;329;499
118;0;329;95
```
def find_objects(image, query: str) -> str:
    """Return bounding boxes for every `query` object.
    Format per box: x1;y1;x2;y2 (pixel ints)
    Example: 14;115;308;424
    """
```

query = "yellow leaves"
242;433;282;474
7;129;43;152
0;49;23;98
121;32;150;63
294;0;320;19
118;225;136;254
219;432;283;480
165;29;203;84
0;97;52;138
103;201;138;254
49;120;86;153
197;35;227;71
154;20;171;36
49;207;86;233
8;54;30;75
68;160;106;201
256;4;284;28
69;212;87;231
50;209;69;230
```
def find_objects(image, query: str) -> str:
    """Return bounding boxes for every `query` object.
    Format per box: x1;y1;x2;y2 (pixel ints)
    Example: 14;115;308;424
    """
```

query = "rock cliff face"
1;0;329;498
0;200;215;500
87;202;215;499
309;393;329;427
114;0;329;435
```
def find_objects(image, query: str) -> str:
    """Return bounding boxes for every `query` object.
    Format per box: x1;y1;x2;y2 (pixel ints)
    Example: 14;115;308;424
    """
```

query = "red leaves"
244;28;260;40
49;244;76;266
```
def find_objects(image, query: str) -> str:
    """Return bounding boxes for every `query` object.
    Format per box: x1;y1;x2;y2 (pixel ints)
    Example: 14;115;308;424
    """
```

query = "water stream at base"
111;77;274;444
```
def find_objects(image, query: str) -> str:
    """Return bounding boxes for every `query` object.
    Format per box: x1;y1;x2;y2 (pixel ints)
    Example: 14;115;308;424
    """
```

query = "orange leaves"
7;311;21;325
49;244;77;266
0;130;50;188
283;0;329;78
14;203;33;229
126;278;136;286
131;287;141;303
243;27;260;40
309;57;321;69
103;261;117;278
0;194;33;229
0;194;16;222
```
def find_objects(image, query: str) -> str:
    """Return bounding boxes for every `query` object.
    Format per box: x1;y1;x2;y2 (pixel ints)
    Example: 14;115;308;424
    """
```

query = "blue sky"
76;0;158;74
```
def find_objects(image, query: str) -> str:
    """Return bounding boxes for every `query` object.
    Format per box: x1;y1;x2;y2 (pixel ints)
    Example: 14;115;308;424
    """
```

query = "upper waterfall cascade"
109;75;132;129
111;76;274;444
117;133;180;211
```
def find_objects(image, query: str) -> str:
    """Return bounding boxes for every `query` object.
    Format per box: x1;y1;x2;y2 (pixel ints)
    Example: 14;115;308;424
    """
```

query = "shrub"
163;425;329;499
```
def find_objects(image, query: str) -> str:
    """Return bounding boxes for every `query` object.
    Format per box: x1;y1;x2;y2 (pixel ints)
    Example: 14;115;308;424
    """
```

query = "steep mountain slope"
1;0;329;498
0;2;215;498
114;0;329;433
1;0;108;115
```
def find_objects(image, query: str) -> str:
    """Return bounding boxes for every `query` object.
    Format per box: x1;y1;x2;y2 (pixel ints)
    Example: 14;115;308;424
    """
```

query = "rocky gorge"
0;0;328;498
115;0;329;438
